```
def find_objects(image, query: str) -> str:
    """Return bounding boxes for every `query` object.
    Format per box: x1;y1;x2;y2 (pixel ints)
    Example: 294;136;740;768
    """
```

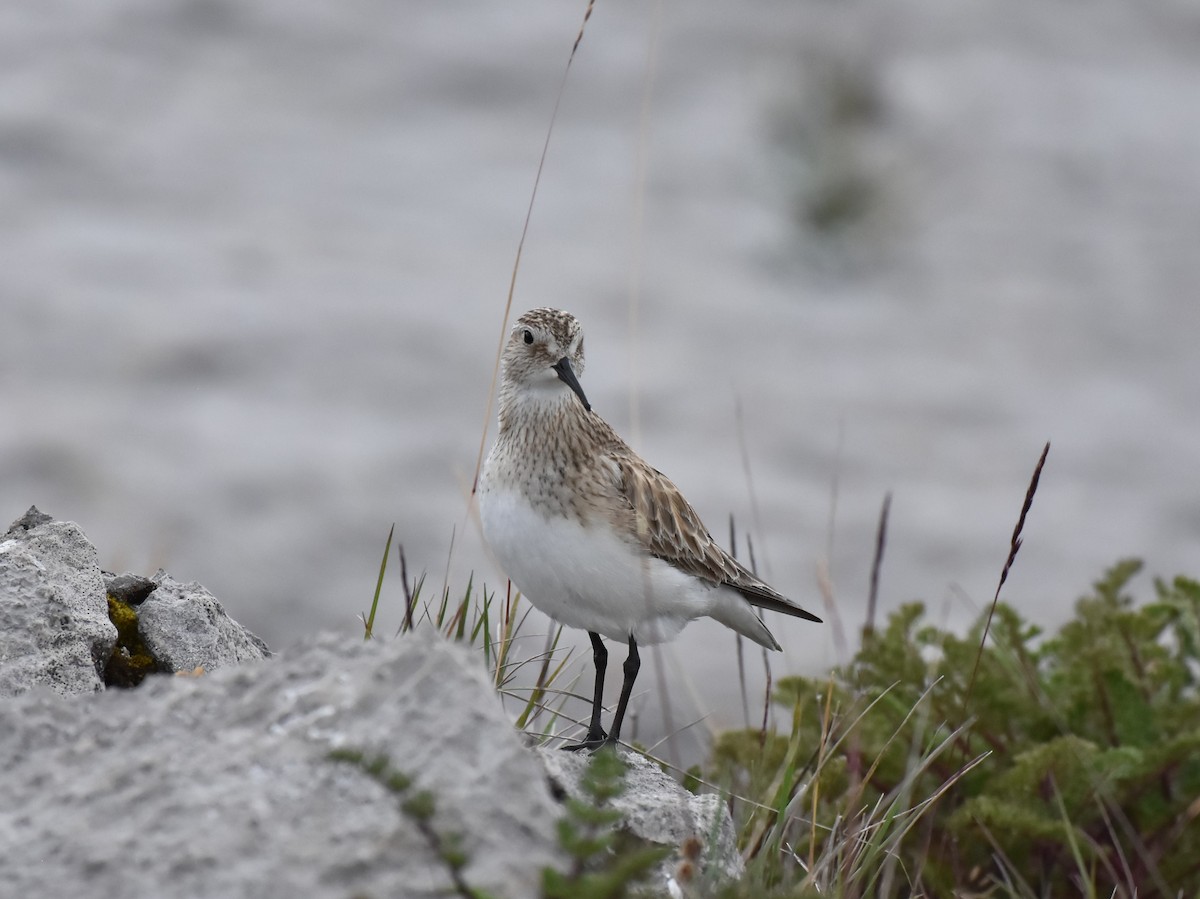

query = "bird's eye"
522;329;534;345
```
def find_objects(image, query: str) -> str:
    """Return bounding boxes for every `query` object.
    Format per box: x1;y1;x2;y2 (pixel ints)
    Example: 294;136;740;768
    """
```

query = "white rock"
138;569;270;671
0;507;115;697
0;633;567;898
537;745;744;888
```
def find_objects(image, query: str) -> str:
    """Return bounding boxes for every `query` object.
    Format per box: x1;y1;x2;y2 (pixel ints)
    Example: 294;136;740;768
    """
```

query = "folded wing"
613;454;822;624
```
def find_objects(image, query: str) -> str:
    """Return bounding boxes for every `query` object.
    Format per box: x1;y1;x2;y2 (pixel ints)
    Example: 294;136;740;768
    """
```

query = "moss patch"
105;595;159;688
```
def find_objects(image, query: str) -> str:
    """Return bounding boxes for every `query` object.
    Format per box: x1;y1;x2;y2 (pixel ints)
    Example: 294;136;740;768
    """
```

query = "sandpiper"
478;308;821;750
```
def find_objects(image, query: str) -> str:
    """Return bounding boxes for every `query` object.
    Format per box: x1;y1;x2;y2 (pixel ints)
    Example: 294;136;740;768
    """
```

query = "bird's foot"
562;726;609;752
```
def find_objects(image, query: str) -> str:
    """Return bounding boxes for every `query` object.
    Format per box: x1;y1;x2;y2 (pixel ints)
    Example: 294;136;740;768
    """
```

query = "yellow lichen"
105;596;158;688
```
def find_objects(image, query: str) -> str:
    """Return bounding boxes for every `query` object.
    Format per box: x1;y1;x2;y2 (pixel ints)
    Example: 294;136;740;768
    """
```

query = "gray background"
3;0;1197;755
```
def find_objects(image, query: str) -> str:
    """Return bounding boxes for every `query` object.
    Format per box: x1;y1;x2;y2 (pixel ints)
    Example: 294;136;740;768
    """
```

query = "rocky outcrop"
0;507;115;697
0;633;567;898
0;508;743;897
137;570;271;672
0;507;269;693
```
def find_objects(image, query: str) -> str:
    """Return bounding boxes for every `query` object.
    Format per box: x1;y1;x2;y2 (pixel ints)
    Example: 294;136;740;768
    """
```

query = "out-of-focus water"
3;0;1197;757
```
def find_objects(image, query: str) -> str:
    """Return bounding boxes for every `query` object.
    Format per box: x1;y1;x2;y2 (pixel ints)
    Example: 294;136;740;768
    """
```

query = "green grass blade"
363;523;394;641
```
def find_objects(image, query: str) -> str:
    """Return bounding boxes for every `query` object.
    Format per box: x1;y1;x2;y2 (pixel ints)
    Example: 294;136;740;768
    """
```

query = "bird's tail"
708;592;781;651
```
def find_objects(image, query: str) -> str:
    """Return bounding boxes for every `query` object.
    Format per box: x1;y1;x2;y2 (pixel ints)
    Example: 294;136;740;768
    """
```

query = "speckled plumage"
480;307;819;642
478;308;821;748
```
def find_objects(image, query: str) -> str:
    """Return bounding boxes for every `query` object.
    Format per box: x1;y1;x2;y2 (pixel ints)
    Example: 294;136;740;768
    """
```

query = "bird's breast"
478;483;713;643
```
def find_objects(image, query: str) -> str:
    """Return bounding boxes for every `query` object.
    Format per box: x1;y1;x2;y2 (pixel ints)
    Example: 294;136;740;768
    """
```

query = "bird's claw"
562;727;610;752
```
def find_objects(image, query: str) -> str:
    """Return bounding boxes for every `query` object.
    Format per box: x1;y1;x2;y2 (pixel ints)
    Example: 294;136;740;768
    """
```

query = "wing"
611;452;822;624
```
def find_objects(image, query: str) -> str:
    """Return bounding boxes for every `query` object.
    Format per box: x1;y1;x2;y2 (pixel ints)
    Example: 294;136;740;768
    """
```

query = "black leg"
564;632;609;751
606;634;640;748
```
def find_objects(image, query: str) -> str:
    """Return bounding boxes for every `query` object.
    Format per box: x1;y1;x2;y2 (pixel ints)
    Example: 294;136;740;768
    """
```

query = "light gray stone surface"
0;508;115;697
139;569;271;671
0;507;744;896
538;746;744;888
0;633;566;899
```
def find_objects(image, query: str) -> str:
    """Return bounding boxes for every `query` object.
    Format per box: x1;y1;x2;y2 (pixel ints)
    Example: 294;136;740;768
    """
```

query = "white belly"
478;485;718;645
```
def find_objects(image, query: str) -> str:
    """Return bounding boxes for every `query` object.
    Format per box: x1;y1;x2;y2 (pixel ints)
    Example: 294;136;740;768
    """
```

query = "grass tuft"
366;525;583;746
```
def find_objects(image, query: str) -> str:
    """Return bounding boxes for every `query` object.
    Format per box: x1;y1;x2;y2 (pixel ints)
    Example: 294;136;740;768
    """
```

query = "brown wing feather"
612;453;822;624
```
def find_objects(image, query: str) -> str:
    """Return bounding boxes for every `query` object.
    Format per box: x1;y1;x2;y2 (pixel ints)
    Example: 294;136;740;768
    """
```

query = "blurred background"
2;0;1198;758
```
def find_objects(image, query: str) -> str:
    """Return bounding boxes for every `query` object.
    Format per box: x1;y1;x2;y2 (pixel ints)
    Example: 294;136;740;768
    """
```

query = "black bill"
552;357;591;412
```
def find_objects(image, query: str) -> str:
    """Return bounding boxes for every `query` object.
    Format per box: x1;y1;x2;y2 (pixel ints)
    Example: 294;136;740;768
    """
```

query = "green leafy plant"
707;562;1200;897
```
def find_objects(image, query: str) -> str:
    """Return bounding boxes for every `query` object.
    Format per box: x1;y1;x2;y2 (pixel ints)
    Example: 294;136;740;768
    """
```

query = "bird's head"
501;307;590;412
